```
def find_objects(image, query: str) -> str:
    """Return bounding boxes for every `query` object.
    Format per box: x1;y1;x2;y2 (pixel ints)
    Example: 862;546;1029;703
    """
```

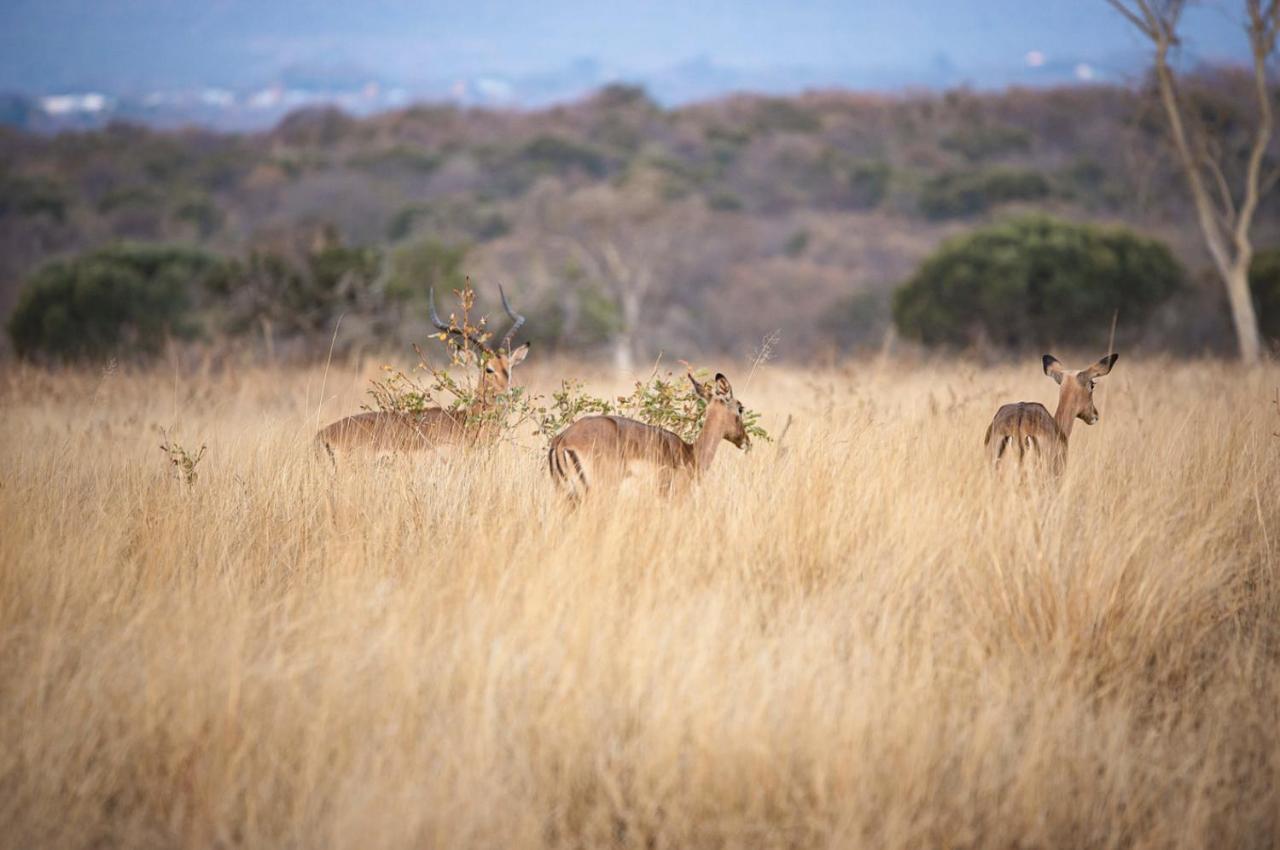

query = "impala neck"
690;404;729;472
1053;396;1075;441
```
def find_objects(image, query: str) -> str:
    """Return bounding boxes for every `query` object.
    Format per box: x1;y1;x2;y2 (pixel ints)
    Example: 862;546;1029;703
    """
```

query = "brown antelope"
548;369;750;500
984;353;1119;472
316;287;528;458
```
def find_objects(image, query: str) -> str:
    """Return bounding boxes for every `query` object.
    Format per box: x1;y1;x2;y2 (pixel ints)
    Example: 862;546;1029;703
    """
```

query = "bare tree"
524;173;710;372
1107;0;1279;363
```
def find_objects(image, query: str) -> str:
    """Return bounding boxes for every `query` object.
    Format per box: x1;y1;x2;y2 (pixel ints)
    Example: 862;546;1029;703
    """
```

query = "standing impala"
984;353;1119;473
316;286;529;458
548;369;750;500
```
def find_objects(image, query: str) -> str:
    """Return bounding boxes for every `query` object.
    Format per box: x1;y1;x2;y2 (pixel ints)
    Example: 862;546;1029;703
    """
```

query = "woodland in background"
3;72;1279;363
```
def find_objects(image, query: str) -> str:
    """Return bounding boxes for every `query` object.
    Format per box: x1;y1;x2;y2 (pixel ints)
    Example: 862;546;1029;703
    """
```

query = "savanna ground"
2;354;1279;849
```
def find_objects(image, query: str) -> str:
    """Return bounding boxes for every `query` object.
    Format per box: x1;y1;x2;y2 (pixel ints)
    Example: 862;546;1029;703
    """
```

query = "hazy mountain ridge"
0;52;1150;134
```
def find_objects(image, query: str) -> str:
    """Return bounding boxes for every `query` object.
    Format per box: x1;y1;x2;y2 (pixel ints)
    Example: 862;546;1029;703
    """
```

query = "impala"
316;287;528;458
548;369;750;499
984;353;1119;473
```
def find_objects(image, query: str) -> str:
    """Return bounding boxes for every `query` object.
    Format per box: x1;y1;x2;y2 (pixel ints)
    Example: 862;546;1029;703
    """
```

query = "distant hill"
1;75;1275;357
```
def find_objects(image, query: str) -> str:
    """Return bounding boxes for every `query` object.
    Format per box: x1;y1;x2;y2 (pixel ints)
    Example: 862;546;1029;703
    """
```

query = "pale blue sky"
0;0;1255;94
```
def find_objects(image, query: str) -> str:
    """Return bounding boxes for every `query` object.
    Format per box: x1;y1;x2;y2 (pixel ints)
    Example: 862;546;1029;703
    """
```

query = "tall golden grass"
2;356;1278;849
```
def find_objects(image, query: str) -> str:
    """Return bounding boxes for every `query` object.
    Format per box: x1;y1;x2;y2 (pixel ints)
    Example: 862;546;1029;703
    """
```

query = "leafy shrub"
348;145;441;175
749;98;822;134
211;228;383;338
172;192;224;237
707;190;745;211
384;238;468;304
387;200;508;242
591;84;656;111
97;185;160;215
919;168;1050;219
517;284;623;351
275;107;356;147
370;285;769;446
520;135;610;178
8;243;226;360
1250;248;1280;345
892;215;1184;348
842;159;891;210
940;122;1031;161
0;174;68;222
784;230;810;258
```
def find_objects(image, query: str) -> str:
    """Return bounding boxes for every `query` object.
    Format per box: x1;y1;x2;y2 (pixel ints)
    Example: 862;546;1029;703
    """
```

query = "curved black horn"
428;288;451;333
498;285;526;351
429;288;486;349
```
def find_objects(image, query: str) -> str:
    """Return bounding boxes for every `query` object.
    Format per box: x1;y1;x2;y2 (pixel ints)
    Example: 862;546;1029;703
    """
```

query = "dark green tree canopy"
8;243;226;361
893;215;1184;349
1250;248;1280;347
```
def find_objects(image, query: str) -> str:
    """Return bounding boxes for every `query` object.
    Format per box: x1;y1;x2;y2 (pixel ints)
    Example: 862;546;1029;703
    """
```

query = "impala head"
431;284;529;398
1043;353;1119;425
689;370;750;451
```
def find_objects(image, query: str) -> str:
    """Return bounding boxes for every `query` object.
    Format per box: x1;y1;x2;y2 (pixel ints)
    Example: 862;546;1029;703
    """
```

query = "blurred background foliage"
892;216;1183;349
1;74;1277;362
7;243;226;359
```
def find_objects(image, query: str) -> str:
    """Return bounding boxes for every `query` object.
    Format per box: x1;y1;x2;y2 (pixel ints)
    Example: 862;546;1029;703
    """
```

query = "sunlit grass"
1;356;1278;849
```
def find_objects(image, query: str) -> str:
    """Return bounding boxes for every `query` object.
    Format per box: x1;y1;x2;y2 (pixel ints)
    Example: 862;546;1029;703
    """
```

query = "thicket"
1250;248;1280;346
7;243;226;360
892;215;1184;349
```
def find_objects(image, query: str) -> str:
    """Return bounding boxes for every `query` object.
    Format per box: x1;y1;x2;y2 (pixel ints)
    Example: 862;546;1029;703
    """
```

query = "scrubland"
2;356;1279;849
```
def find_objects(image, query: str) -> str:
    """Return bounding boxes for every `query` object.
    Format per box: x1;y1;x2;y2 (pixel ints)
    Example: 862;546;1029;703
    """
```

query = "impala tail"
548;435;589;500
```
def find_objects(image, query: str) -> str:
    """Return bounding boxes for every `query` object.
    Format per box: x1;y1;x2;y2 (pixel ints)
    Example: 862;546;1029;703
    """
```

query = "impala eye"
485;366;496;374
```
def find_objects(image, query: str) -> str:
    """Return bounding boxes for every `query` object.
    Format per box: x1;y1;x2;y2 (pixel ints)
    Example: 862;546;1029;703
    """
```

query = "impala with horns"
548;368;750;500
984;353;1119;473
316;286;529;458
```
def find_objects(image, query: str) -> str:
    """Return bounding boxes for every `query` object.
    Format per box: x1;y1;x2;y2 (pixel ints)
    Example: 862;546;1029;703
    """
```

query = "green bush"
940;122;1031;161
892;215;1184;348
216;236;382;338
842;159;891;210
520;135;610;178
0;174;69;222
749;98;822;134
385;238;468;304
348;145;442;175
1250;248;1280;344
919;167;1050;219
8;243;226;360
386;200;508;242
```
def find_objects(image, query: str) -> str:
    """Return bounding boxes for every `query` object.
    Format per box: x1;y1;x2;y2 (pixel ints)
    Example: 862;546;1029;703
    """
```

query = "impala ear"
713;373;734;399
507;342;530;367
688;372;712;401
1083;352;1118;380
1043;355;1065;385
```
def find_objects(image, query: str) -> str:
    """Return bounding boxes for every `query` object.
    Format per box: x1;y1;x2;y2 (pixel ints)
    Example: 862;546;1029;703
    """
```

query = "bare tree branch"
1203;153;1239;228
1107;0;1270;361
1234;0;1280;257
1106;0;1160;37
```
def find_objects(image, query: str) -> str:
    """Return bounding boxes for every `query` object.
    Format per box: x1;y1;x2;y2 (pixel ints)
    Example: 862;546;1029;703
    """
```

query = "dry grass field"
2;355;1279;849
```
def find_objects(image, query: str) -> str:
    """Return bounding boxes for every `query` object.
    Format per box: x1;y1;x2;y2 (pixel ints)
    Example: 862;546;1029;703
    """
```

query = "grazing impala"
316;287;529;458
548;369;750;500
984;353;1119;473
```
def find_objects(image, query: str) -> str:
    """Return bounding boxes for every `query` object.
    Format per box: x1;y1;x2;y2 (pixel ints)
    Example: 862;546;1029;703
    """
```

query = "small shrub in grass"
368;284;770;448
158;430;206;487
